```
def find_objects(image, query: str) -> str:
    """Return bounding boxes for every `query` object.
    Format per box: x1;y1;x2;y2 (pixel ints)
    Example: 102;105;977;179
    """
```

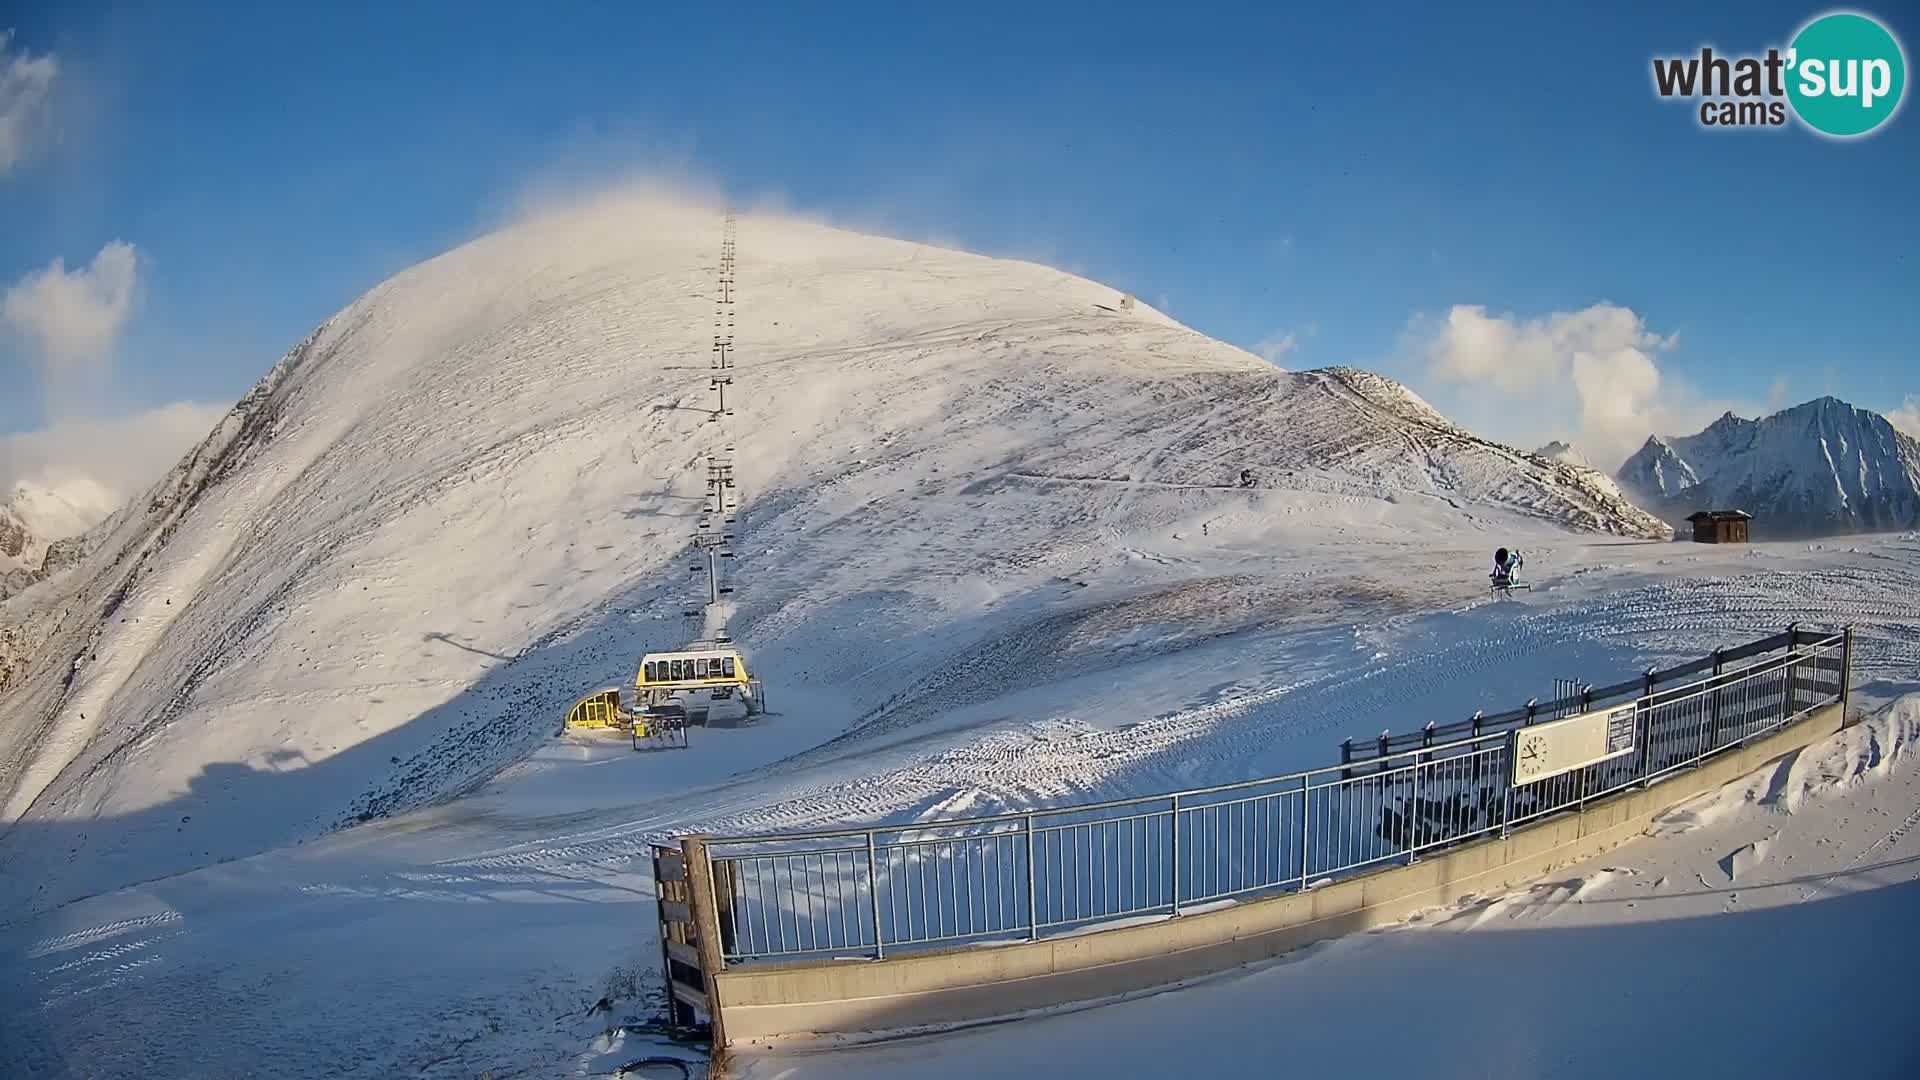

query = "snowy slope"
0;192;1667;915
2;536;1913;1080
1618;398;1920;537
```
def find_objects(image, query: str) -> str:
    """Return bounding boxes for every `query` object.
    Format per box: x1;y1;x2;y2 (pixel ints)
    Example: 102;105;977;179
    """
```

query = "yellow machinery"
563;686;689;749
636;643;767;718
564;688;626;729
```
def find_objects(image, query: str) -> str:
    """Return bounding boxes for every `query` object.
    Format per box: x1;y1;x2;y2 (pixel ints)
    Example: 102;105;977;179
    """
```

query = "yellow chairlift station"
635;644;765;714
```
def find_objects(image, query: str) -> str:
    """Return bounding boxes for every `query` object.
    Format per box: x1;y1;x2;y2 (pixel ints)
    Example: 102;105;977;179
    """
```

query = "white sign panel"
1511;703;1638;786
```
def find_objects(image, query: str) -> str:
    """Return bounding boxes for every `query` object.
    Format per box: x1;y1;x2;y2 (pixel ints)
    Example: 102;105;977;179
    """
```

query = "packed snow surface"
2;533;1916;1079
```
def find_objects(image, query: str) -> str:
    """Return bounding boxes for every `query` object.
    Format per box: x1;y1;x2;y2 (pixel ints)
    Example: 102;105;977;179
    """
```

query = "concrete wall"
714;701;1844;1046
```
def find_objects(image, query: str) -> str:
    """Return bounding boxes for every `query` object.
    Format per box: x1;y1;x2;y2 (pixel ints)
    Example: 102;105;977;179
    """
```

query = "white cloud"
1253;322;1317;367
1254;330;1298;364
1410;302;1747;471
1;401;228;503
0;240;214;514
3;241;141;371
1888;396;1920;440
0;29;58;175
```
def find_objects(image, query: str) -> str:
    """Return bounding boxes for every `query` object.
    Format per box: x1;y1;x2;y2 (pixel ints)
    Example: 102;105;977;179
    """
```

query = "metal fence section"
702;627;1849;964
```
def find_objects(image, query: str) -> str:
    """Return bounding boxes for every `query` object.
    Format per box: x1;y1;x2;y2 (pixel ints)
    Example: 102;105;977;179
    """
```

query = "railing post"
1841;626;1854;718
1712;645;1728;757
866;830;885;959
1407;749;1421;864
1298;778;1312;889
1640;668;1656;787
1502;778;1514;839
681;835;729;1052
1576;686;1594;807
1785;629;1800;718
1781;634;1797;718
1024;814;1038;941
1341;738;1352;781
1170;794;1182;916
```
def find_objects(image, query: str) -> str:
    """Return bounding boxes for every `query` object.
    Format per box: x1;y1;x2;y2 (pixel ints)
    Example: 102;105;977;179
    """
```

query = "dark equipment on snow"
1490;546;1530;598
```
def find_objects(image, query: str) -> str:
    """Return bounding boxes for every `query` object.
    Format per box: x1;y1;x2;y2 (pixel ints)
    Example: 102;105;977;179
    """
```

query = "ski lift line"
698;208;746;644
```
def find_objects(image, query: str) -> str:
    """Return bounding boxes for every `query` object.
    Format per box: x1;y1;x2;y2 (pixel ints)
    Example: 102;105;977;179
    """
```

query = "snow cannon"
1489;546;1530;599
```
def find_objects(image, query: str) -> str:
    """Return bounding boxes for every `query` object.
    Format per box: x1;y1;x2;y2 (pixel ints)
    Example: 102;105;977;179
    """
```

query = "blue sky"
1;1;1915;483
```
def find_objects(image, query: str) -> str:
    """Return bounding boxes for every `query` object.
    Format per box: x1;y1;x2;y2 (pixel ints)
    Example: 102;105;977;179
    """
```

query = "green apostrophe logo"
1786;12;1906;136
1651;9;1907;138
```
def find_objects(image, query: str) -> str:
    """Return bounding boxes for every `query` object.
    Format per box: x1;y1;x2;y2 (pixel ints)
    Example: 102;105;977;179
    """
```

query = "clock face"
1517;734;1548;778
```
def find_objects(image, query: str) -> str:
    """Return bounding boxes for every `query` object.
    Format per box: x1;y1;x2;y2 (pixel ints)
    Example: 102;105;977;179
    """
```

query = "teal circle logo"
1787;12;1907;137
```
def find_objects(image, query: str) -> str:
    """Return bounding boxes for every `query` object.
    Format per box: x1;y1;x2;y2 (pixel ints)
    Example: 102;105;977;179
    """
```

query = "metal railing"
1339;625;1834;766
700;628;1849;964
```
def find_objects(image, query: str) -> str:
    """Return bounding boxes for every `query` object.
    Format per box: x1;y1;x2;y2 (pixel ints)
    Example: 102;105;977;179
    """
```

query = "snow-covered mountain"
0;478;122;598
1535;441;1591;469
1618;398;1920;538
0;193;1669;913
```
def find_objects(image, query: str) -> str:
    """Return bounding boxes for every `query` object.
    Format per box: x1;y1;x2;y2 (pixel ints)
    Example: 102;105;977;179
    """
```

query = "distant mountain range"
1617;397;1920;539
1534;441;1593;469
0;479;121;598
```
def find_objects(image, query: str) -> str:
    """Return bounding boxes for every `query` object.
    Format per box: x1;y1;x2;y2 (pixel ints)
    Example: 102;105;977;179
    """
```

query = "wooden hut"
1686;509;1752;543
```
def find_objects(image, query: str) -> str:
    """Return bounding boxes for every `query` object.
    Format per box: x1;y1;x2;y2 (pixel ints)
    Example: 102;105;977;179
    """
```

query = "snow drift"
0;193;1669;914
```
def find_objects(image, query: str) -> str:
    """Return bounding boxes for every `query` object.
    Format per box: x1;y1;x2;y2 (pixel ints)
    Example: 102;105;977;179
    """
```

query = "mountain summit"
1534;441;1592;469
1617;397;1920;538
0;478;122;598
0;194;1668;912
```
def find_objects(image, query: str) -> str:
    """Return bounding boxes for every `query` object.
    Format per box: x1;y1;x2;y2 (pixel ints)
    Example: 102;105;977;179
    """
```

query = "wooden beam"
669;979;710;1013
683;835;731;1057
